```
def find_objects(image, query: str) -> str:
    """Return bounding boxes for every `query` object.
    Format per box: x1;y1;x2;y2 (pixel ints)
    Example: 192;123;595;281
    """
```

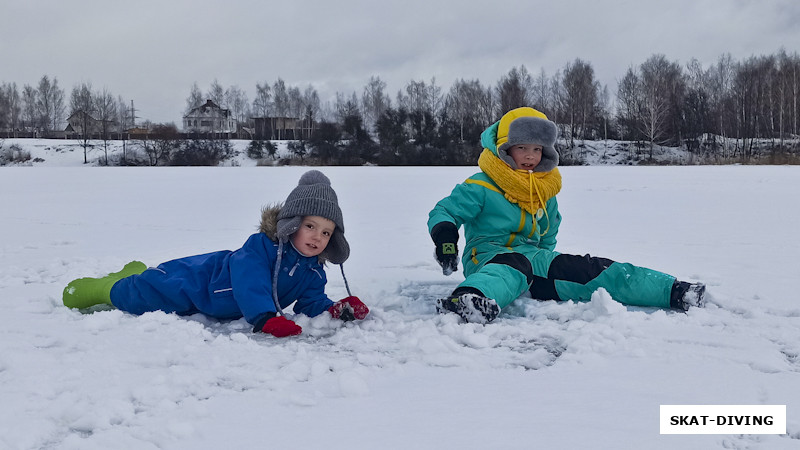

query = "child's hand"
261;315;302;337
329;296;369;321
431;222;459;275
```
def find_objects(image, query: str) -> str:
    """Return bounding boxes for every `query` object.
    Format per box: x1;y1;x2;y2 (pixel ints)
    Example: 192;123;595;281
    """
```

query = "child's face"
291;216;335;258
508;144;543;171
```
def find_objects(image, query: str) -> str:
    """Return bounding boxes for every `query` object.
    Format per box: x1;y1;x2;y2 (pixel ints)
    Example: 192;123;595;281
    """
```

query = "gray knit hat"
276;170;349;264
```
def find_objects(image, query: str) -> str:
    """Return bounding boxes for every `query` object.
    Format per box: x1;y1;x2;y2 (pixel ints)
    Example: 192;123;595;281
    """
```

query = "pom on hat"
297;170;331;186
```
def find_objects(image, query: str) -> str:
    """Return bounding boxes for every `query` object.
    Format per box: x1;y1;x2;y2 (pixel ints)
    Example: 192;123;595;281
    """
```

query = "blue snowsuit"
111;208;334;326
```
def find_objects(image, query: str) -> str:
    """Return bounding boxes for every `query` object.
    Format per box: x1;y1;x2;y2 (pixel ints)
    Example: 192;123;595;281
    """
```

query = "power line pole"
129;100;139;128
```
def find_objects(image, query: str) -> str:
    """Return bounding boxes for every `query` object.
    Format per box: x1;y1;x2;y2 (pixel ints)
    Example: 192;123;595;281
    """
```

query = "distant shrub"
169;139;232;166
276;156;322;166
264;141;278;159
287;140;307;161
0;144;32;165
247;140;278;160
107;150;149;166
247;140;264;159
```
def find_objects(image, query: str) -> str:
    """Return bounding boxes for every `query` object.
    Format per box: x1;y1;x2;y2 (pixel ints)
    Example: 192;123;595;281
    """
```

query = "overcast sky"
3;0;799;125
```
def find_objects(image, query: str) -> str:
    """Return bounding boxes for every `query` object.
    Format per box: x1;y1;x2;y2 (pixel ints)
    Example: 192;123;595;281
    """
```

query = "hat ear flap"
321;229;350;265
276;216;302;241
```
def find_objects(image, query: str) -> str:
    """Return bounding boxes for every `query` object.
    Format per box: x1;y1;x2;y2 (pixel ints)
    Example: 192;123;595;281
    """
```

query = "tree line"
2;49;799;165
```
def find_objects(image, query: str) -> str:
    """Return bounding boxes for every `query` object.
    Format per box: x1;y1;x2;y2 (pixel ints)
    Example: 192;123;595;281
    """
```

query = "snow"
1;142;800;449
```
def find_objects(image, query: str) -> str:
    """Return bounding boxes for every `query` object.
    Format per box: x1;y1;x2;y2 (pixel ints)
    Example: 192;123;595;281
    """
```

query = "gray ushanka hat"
276;170;349;264
496;112;560;173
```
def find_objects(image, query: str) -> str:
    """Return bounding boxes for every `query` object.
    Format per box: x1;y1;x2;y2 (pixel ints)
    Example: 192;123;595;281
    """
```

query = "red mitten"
261;315;302;337
328;296;369;321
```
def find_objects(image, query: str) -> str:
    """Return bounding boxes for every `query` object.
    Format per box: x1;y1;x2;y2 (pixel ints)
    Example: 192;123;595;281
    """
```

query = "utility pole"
130;100;138;128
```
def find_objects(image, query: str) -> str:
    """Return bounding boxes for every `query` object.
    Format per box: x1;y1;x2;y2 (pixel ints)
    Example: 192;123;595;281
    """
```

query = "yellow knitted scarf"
477;148;562;216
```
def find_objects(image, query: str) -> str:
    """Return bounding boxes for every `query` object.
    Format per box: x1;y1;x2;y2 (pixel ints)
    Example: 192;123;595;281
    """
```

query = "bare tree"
444;78;493;142
302;85;321;138
638;55;684;157
185;82;204;114
561;58;600;146
680;59;715;158
397;79;429;113
790;52;800;136
444;79;469;142
335;91;366;140
597;84;611;144
260;79;290;139
733;58;758;158
36;76;54;133
641;82;671;157
776;50;791;148
707;54;735;156
225;85;250;125
479;83;497;126
70;82;96;163
0;83;22;135
317;98;336;123
361;75;391;136
549;70;567;136
427;77;443;118
395;79;441;146
116;95;133;163
272;79;289;117
94;88;117;165
253;82;272;117
32;76;66;134
0;84;9;132
615;67;642;142
287;86;304;139
335;91;360;122
733;55;782;159
496;66;532;115
117;96;133;131
146;123;180;166
21;85;37;134
50;78;66;133
206;79;225;107
532;68;552;114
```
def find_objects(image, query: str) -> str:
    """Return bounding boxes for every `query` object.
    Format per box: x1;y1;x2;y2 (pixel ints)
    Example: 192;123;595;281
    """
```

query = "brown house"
65;110;112;135
252;116;314;140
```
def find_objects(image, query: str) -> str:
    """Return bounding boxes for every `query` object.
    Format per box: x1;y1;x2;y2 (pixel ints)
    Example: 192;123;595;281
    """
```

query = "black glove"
431;222;459;275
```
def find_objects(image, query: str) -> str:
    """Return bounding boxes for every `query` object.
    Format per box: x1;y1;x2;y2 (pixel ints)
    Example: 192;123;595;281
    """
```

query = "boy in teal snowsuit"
428;107;705;323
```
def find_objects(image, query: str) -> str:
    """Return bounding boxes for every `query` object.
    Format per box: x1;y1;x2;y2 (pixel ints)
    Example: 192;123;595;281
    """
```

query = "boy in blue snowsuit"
63;170;369;337
428;107;706;323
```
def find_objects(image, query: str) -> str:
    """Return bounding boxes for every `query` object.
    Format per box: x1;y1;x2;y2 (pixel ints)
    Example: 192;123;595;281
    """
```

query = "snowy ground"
1;157;800;448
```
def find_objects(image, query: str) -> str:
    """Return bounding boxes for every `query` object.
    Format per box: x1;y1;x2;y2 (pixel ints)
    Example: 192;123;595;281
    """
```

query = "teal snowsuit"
427;124;676;311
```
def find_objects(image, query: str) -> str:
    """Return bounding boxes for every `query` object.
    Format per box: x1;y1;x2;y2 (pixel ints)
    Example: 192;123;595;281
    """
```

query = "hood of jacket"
259;204;281;241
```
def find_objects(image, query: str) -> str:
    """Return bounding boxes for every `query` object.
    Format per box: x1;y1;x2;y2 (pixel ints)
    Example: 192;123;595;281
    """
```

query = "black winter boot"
436;287;500;323
670;281;706;311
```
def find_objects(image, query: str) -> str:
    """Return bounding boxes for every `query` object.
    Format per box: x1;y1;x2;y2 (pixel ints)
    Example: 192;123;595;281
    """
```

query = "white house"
183;99;236;134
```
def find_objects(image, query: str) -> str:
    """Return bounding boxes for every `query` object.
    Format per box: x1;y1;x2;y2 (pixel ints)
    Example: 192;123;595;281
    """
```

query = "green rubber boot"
63;261;147;309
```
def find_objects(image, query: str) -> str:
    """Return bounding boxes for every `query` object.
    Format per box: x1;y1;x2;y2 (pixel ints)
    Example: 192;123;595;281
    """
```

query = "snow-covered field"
1;146;799;448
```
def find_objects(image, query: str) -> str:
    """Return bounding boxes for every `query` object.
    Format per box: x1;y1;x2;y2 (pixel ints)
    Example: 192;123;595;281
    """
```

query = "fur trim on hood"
259;204;282;240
